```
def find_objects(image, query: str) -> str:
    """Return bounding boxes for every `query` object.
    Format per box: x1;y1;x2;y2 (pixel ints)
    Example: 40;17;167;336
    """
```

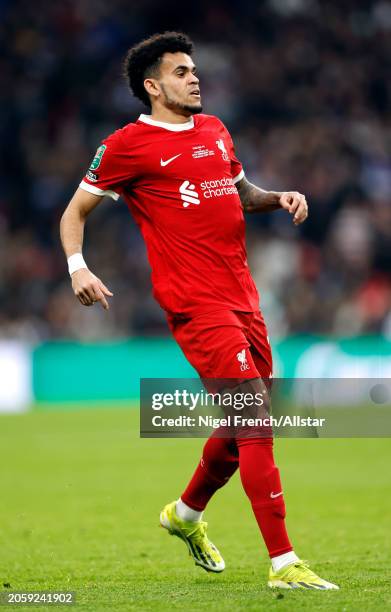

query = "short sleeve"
218;120;245;184
79;130;135;201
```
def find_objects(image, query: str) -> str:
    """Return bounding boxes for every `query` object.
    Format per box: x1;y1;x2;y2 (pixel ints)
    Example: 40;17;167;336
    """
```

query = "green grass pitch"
0;406;390;611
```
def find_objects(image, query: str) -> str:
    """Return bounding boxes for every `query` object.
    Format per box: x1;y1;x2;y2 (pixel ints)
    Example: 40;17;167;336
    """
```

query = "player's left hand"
279;191;308;225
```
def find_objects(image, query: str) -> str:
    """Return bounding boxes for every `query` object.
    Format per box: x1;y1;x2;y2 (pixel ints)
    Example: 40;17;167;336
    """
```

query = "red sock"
236;437;293;557
181;431;239;511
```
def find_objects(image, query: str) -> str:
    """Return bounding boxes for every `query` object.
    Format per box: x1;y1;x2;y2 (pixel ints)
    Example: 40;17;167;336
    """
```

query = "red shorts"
167;310;273;381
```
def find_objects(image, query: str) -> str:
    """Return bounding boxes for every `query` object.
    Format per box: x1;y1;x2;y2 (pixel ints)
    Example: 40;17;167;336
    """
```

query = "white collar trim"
138;114;194;131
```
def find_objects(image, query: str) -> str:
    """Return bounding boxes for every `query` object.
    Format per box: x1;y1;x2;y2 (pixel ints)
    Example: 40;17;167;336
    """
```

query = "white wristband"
68;253;88;276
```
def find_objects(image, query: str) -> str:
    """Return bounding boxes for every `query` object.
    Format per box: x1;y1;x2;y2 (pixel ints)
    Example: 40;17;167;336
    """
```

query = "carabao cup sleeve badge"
89;144;107;171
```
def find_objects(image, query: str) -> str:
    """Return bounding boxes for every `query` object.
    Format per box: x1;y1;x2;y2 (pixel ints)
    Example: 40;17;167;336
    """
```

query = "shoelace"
181;521;208;542
176;518;220;561
192;523;221;561
282;560;318;581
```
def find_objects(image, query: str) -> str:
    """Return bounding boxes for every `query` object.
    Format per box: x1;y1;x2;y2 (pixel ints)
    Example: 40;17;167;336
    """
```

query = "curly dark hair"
123;32;194;107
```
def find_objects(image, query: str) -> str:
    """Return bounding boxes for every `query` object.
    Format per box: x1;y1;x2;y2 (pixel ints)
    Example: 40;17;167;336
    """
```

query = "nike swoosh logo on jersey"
270;491;283;499
160;154;182;166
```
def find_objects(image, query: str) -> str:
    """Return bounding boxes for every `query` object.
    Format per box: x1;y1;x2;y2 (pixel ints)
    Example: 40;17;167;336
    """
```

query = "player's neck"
150;106;193;125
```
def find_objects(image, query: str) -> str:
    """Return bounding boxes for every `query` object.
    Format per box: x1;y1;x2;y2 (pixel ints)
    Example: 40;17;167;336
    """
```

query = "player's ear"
144;78;160;101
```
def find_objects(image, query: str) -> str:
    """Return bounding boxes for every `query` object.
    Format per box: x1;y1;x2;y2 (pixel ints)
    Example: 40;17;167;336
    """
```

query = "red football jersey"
80;113;259;316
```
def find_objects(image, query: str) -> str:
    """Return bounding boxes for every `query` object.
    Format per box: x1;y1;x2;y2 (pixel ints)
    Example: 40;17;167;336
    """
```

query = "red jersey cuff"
79;180;120;201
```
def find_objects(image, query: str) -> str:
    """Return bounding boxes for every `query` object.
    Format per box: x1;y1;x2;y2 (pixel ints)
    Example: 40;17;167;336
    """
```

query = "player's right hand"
71;269;113;310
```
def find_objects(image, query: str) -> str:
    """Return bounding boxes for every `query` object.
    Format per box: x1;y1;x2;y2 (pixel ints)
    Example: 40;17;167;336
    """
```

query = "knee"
236;435;273;448
200;435;239;483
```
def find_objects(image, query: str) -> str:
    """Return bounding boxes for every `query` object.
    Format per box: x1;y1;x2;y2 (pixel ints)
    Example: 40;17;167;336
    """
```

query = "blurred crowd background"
0;0;390;342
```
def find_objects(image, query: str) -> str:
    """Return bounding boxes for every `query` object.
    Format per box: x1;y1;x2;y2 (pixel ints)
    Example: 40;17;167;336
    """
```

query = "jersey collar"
138;114;194;131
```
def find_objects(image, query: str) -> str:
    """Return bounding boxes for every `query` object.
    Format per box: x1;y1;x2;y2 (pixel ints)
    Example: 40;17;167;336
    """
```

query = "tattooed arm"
236;176;308;225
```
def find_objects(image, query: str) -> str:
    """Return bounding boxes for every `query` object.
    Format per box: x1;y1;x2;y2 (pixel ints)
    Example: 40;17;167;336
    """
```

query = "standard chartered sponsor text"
200;177;237;199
